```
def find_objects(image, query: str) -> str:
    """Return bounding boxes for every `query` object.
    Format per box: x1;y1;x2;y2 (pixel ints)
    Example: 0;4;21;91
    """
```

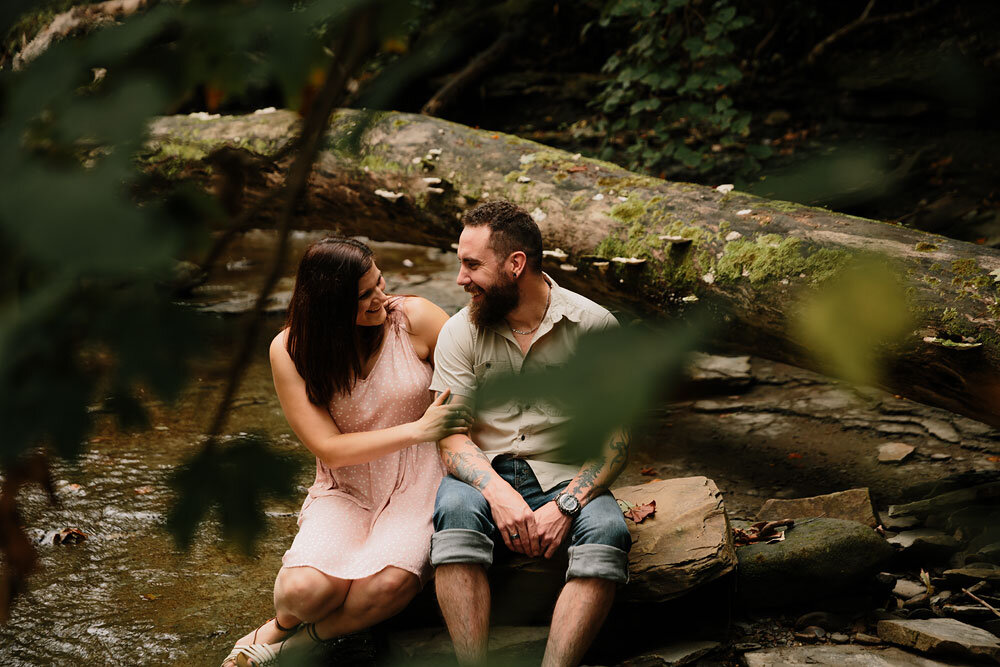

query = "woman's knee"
274;567;347;619
360;567;420;612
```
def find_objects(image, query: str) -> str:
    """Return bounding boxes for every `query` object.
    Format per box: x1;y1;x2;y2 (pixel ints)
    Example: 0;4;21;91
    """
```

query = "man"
429;199;631;667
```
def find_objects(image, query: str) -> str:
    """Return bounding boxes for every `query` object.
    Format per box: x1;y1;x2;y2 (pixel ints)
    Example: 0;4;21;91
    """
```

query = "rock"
877;618;1000;663
795;611;850;632
887;530;961;561
919;419;961;443
617;640;720;666
830;632;850;643
686;353;751;390
756;488;878;528
735;518;894;608
969;542;1000;565
855;633;883;645
389;626;547;662
881;514;920;531
894;579;927;599
743;645;952;666
889;481;1000;519
941;604;998;621
879;442;916;463
930;453;952;461
943;564;1000;584
613;477;736;602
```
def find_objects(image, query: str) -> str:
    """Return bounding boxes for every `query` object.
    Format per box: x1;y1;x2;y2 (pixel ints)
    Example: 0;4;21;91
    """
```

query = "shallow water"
0;233;467;666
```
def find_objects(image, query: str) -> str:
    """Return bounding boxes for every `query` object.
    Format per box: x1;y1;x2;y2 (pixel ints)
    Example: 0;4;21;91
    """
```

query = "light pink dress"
281;301;445;583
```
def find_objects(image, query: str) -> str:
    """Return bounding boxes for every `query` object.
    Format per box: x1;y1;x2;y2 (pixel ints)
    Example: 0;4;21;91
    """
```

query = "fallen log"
144;109;1000;425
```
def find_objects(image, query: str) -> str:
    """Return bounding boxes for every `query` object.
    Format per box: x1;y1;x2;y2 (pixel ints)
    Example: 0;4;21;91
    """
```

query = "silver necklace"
508;286;551;336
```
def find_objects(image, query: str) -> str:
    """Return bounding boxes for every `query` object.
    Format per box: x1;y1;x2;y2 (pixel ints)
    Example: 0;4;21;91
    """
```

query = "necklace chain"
508;285;551;336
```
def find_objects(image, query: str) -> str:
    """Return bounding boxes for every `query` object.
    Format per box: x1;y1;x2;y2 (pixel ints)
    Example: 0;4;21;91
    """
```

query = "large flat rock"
756;488;877;527
878;618;1000;663
736;518;894;607
618;640;720;666
614;477;737;602
742;645;961;666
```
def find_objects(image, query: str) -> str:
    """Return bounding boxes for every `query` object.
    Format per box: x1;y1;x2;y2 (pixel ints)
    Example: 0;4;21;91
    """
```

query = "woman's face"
356;261;388;326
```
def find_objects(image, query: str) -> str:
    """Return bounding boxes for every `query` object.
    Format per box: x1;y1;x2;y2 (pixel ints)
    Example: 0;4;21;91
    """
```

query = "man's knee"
432;476;496;568
565;493;631;584
433;475;493;532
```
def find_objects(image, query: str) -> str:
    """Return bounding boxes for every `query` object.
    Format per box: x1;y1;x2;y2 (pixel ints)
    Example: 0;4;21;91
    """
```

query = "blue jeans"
430;455;630;583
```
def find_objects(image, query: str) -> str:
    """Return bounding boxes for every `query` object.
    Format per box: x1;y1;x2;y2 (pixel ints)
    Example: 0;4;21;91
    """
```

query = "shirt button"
520;435;525;441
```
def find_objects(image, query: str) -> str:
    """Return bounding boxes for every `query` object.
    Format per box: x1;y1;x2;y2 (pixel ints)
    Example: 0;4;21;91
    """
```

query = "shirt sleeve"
429;313;477;398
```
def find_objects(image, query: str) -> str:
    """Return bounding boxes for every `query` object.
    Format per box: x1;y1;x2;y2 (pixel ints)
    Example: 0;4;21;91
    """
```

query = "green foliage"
591;0;770;178
166;433;302;553
475;320;705;463
792;259;913;387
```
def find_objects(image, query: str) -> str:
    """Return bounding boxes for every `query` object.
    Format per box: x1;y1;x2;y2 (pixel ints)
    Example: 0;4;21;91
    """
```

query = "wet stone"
830;632;850;643
887;529;961;561
855;633;883;645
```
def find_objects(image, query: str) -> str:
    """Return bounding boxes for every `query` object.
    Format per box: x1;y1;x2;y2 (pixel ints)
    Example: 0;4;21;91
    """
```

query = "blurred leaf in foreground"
476;319;706;465
166;432;301;554
792;258;913;387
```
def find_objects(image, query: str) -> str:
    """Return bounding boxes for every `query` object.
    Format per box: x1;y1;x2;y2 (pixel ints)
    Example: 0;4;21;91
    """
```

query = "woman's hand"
414;389;473;442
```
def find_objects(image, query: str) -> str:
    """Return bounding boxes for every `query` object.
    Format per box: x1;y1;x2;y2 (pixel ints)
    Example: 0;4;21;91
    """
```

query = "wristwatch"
555;492;581;518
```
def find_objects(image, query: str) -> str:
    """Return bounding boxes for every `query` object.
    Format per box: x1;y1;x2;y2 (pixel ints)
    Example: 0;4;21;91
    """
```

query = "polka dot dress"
281;299;445;583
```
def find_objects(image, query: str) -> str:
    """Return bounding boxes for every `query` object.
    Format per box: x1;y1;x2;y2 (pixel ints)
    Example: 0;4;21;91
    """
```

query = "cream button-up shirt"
429;275;618;491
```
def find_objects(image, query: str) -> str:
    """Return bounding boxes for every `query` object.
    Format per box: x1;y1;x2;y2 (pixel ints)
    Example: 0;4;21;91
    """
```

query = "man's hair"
461;200;543;273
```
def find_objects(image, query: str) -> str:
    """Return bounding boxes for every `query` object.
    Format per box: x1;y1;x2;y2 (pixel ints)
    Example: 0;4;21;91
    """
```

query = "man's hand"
534;501;573;559
483;482;539;556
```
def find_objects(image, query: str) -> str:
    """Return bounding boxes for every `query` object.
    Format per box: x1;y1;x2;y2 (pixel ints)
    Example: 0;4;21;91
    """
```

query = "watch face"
558;493;579;513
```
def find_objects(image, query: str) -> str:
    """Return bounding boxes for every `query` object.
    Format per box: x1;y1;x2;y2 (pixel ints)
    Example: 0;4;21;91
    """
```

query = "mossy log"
145;109;1000;426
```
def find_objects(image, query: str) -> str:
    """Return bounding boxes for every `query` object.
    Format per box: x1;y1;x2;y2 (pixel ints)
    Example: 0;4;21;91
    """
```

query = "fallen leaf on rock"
134;486;154;495
987;456;1000;463
140;593;159;601
624;500;656;523
787;452;803;460
567;166;587;173
734;518;795;546
52;528;87;545
639;466;658;476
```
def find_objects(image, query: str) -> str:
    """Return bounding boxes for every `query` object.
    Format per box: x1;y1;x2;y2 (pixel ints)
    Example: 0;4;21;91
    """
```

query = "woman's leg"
223;566;351;666
277;565;421;653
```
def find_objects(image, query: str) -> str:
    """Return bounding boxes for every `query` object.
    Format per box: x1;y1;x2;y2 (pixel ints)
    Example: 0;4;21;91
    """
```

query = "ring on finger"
511;532;520;539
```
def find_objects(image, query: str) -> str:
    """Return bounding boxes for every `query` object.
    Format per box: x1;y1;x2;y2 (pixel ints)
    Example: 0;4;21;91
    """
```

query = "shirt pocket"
473;360;517;418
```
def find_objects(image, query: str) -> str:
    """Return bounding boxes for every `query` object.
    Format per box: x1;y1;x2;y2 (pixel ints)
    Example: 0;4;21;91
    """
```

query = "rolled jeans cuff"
431;529;494;568
566;544;629;584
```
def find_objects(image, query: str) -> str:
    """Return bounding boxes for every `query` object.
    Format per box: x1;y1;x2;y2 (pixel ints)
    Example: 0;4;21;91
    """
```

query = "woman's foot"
222;618;298;667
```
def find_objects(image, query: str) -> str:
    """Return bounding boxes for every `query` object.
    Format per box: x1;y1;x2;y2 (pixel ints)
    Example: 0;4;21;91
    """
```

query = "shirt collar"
486;272;582;343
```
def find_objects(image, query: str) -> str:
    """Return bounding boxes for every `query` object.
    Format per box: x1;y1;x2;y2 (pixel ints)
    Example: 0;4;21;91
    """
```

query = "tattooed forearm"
566;435;630;503
443;439;492;491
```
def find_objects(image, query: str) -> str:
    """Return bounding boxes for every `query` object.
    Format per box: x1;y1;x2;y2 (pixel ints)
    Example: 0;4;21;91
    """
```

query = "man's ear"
509;251;527;278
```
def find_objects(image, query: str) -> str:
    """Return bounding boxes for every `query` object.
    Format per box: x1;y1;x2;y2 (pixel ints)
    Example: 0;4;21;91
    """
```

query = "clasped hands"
488;485;572;559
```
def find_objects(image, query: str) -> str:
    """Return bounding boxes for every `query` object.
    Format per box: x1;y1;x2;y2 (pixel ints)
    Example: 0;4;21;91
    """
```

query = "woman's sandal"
220;617;300;667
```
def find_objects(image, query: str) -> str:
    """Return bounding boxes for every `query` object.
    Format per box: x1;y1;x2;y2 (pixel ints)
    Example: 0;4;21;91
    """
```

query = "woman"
223;237;470;667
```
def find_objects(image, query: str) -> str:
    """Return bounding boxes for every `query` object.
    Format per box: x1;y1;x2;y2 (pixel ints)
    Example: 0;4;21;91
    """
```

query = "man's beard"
468;273;520;328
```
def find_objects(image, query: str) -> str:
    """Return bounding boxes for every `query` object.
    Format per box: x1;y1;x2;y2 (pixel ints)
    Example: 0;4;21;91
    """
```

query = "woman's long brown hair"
284;237;394;406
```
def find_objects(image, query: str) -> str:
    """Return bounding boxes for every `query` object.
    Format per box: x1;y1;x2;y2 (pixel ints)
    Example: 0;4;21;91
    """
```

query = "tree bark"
144;109;1000;426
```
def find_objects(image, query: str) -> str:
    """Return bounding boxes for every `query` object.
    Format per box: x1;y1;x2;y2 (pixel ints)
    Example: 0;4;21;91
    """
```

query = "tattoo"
567;438;630;501
443;440;492;491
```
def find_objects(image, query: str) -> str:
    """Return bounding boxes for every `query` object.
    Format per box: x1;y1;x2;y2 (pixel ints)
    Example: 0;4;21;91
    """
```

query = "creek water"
0;232;467;666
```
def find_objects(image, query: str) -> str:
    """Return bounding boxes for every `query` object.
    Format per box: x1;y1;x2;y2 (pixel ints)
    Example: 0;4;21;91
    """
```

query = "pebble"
830;633;849;644
854;633;882;645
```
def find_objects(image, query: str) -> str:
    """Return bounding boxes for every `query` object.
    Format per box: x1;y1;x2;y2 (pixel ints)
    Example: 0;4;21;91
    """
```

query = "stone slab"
877;618;1000;663
756;488;877;527
743;645;960;666
613;477;737;602
618;640;720;666
879;442;916;463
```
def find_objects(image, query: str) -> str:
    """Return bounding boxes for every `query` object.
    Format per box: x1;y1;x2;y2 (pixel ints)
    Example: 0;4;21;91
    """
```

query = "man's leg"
543;492;631;667
432;475;500;665
436;563;491;664
543;578;615;667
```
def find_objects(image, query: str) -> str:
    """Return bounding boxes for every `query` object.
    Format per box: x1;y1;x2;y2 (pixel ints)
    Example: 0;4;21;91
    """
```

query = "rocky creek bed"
3;232;1000;665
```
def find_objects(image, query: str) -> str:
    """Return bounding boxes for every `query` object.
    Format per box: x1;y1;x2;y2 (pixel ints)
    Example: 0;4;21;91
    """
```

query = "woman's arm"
269;331;468;468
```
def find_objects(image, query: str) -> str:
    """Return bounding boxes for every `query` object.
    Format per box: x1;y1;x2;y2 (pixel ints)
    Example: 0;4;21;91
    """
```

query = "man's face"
456;226;519;328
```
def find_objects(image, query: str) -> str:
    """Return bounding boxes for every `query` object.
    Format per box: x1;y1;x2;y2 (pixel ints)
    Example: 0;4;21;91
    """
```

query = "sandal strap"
273;617;300;634
236;643;280;666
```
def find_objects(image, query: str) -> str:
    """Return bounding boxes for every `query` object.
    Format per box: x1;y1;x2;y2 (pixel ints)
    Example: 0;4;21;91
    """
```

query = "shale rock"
756;488;877;527
617;640;720;666
743;645;958;666
877;618;1000;663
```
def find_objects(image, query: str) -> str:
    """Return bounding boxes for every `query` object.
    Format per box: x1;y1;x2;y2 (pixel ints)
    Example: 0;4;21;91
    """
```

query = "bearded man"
429;199;631;666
